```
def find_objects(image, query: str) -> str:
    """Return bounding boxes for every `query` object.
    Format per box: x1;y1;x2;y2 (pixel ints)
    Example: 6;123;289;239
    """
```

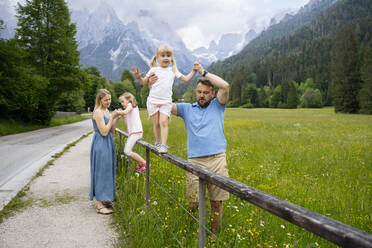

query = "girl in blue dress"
90;89;120;214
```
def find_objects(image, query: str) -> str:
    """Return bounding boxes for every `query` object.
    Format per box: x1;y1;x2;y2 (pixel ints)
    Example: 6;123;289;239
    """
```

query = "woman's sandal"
96;206;113;215
103;201;113;208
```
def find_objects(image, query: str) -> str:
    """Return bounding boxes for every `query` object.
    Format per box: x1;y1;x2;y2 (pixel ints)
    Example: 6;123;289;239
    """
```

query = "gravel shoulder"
0;134;118;248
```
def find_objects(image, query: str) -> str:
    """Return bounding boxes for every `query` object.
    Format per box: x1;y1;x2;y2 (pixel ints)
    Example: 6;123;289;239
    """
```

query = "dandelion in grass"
152;200;158;206
260;220;265;227
140;210;145;215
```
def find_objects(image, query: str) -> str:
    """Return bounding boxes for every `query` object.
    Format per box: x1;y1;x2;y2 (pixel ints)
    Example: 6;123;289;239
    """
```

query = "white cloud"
176;25;206;50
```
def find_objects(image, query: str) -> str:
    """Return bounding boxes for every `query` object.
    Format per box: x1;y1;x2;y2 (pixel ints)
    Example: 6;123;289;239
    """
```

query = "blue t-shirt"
177;98;227;158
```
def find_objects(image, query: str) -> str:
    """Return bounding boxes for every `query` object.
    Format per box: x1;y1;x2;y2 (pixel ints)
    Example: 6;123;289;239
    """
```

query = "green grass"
113;107;372;247
0;113;91;136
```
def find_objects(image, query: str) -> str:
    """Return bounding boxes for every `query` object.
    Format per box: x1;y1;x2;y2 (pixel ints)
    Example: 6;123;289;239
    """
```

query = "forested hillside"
208;0;372;113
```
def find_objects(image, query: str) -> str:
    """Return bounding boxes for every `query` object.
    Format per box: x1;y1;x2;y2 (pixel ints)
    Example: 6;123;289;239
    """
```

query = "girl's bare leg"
129;152;146;164
159;113;169;145
151;112;161;144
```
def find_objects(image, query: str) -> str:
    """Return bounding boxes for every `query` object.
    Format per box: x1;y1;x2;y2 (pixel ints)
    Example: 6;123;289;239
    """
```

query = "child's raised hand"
111;110;120;119
116;109;125;116
193;61;202;73
131;67;144;80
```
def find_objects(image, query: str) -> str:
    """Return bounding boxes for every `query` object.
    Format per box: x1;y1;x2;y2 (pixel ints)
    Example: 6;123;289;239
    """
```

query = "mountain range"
71;2;259;81
0;1;258;81
0;0;343;84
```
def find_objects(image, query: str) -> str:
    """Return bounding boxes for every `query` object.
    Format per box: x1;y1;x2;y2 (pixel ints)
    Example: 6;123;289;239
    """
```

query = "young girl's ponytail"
150;56;157;68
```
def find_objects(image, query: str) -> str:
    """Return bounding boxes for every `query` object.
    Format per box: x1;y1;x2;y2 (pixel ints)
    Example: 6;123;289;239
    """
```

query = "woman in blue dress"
90;89;120;214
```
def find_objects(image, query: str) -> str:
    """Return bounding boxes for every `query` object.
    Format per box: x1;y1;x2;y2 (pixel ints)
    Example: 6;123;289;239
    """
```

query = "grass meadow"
113;107;372;247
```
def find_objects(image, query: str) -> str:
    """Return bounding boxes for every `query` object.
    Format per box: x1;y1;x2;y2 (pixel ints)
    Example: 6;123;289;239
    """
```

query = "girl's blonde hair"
150;44;177;73
119;92;137;108
94;89;111;110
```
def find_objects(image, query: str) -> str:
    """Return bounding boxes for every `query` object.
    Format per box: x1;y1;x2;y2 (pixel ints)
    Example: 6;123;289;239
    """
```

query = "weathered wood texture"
116;129;372;248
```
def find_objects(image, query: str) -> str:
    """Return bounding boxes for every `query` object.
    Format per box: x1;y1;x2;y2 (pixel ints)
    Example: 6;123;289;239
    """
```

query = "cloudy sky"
9;0;310;50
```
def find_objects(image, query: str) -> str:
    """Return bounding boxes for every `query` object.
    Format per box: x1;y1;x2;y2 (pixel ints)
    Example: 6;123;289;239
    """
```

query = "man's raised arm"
195;62;229;104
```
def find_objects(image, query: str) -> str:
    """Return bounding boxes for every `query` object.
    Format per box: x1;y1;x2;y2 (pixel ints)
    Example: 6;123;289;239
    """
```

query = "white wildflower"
281;224;285;229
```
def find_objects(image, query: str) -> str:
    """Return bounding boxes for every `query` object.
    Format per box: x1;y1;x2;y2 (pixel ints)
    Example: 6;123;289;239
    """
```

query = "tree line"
0;0;154;125
207;0;372;114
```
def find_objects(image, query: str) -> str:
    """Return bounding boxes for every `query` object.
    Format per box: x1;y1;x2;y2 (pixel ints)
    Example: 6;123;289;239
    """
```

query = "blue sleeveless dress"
90;115;117;202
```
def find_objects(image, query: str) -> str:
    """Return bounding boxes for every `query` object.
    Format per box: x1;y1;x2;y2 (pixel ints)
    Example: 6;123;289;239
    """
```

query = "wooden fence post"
146;147;150;206
128;157;131;172
119;132;122;150
199;179;206;248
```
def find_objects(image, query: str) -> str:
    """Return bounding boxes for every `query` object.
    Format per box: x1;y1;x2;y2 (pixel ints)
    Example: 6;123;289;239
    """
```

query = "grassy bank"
113;107;372;247
0;114;91;136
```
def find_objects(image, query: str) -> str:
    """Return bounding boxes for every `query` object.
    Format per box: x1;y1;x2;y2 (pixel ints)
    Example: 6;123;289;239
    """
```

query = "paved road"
0;134;118;247
0;119;93;210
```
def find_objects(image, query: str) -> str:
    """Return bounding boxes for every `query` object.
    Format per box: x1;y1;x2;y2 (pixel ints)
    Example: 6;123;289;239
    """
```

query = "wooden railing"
116;128;372;248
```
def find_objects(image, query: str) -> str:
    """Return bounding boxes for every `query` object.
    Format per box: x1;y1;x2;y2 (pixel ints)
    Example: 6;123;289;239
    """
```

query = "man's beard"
197;98;212;108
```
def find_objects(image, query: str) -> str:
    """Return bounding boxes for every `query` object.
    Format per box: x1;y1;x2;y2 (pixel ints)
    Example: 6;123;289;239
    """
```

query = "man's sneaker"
158;144;168;154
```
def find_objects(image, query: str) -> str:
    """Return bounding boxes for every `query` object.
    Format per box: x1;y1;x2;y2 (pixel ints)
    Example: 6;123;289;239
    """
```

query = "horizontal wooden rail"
115;128;372;248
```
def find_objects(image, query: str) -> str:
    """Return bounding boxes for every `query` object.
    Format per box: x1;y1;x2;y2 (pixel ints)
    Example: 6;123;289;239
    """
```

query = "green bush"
241;103;254;108
300;88;323;108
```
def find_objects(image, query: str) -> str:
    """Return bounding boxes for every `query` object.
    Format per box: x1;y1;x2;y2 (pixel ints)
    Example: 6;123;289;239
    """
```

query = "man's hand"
193;61;204;75
148;72;158;89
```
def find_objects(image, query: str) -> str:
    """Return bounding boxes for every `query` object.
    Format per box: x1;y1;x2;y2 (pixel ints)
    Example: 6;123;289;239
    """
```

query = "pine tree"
359;46;372;114
287;81;299;108
245;84;259;107
331;26;361;113
121;69;135;82
270;85;282;108
15;0;82;124
258;87;269;107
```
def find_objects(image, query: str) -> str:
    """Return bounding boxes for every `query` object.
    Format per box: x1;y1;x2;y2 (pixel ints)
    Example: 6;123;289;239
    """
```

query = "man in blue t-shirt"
171;61;230;235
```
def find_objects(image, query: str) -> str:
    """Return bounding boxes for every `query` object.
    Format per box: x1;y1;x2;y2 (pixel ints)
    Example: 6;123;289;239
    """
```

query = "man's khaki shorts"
187;152;229;203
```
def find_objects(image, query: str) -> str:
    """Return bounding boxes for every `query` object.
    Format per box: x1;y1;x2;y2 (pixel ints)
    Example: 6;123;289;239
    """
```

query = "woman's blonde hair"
150;44;177;73
94;89;111;110
119;92;137;108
